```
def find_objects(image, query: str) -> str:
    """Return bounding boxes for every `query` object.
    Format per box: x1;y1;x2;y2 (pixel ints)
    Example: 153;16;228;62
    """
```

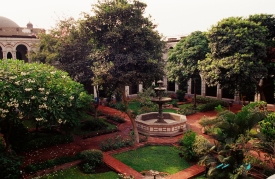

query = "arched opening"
191;77;201;95
222;88;234;99
167;81;175;91
129;84;139;95
0;46;3;59
206;85;217;97
16;44;28;62
7;52;12;59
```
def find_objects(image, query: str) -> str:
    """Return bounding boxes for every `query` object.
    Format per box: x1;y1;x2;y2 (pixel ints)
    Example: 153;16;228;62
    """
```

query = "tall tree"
167;31;210;108
199;17;268;99
248;14;275;102
81;0;165;143
29;17;94;92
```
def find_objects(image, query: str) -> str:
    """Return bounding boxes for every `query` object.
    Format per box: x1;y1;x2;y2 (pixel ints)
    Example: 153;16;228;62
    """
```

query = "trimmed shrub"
100;135;134;151
24;154;82;174
80;149;103;173
81;119;108;131
27;134;73;151
80;149;103;166
193;135;213;158
0;152;22;179
176;90;186;102
106;115;126;123
178;130;197;161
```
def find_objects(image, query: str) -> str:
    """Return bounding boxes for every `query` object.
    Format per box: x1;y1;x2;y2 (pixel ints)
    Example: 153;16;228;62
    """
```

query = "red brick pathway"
23;103;274;179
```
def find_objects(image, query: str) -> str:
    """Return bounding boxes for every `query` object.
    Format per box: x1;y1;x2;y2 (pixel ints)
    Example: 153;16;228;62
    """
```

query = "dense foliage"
0;59;92;151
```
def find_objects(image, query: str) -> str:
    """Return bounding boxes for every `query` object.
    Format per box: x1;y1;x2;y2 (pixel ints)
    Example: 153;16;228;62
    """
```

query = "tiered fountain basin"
136;112;187;137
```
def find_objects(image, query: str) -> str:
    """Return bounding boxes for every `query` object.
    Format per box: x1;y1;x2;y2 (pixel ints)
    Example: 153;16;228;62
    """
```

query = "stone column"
234;91;240;103
163;76;168;90
201;79;206;97
187;79;192;94
175;82;179;92
217;84;222;99
12;51;16;59
254;93;260;102
138;83;143;93
2;51;7;59
125;86;130;96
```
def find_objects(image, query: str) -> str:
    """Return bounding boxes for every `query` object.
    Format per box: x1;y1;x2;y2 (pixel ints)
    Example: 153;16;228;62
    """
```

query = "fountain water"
136;80;187;137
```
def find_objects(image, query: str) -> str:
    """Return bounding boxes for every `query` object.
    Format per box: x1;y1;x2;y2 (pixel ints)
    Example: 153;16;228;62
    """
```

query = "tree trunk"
3;120;12;152
95;86;100;119
257;79;267;102
121;88;139;144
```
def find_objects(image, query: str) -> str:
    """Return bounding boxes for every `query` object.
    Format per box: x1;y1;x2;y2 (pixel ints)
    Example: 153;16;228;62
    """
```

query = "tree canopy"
167;31;210;85
198;16;269;97
30;17;94;92
81;0;165;91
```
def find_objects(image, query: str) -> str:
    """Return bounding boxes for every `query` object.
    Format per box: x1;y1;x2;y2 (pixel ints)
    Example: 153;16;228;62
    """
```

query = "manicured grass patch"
113;145;190;174
38;166;118;179
128;101;141;111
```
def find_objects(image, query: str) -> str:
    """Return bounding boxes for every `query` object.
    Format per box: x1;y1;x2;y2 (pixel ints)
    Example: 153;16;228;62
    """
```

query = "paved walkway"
22;103;275;179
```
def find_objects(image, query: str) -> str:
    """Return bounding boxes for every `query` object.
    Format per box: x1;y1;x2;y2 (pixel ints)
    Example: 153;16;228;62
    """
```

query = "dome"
0;16;20;28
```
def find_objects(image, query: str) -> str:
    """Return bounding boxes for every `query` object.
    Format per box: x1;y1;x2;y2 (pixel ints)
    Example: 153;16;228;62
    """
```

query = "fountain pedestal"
135;80;188;136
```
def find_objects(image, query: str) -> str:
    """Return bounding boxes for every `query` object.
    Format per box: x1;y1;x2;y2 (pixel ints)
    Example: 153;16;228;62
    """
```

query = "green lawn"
113;145;190;174
37;166;118;179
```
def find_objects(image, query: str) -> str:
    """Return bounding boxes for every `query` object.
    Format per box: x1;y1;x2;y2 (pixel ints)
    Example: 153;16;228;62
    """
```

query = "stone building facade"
0;16;44;62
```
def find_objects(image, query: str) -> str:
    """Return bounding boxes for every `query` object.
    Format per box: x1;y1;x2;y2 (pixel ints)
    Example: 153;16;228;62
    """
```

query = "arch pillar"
138;84;143;93
217;84;222;99
201;79;206;97
2;51;7;59
187;79;192;94
12;51;16;59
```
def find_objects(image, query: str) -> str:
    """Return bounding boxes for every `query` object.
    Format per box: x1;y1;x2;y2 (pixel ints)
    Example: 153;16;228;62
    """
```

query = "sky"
1;0;275;38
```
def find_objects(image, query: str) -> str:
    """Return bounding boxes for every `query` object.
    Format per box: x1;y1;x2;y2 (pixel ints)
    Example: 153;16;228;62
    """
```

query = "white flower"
14;81;20;85
31;96;36;100
62;75;66;78
38;88;45;91
50;71;56;74
21;72;27;76
25;88;32;91
58;119;62;124
42;97;47;101
1;114;6;118
46;91;49;95
9;76;17;80
69;96;74;100
35;118;43;121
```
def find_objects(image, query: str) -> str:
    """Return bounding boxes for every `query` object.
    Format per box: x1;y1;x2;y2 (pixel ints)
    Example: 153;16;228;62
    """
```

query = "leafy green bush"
100;135;134;151
0;138;4;152
259;112;275;142
24;134;74;152
178;130;197;161
171;99;178;107
193;135;213;158
80;149;103;174
176;90;186;102
109;102;127;112
106;115;126;123
0;152;22;179
195;96;228;112
80;149;103;166
81;119;108;131
24;154;82;174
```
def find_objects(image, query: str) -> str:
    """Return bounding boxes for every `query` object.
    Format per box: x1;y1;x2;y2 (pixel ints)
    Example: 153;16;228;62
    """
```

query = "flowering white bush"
0;59;92;151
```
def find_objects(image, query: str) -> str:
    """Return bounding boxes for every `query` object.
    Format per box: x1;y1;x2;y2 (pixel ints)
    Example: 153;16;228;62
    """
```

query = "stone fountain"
136;80;187;137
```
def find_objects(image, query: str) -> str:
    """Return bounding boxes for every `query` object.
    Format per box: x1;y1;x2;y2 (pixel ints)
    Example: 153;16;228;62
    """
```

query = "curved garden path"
21;103;252;179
